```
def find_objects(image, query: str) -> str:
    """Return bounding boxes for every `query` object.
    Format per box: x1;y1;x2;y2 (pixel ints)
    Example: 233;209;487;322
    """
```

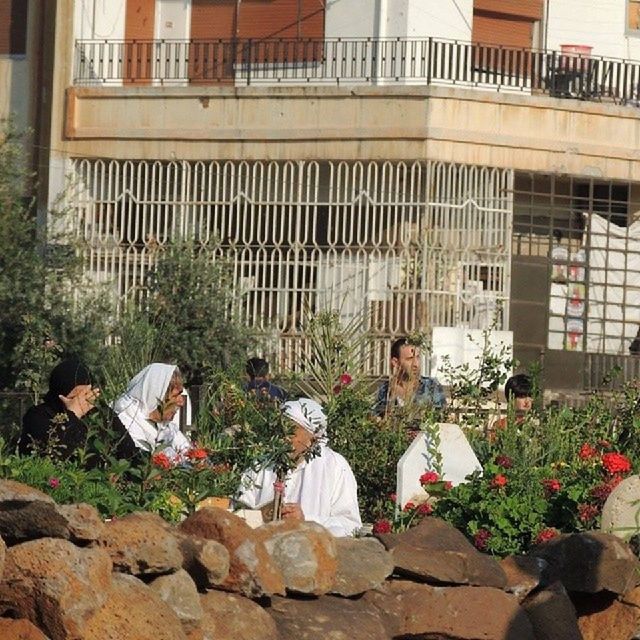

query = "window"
0;0;28;56
628;0;640;32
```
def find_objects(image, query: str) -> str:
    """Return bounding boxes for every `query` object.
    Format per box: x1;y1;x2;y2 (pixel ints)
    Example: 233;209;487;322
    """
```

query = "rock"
573;588;640;640
0;535;5;578
360;580;417;638
530;532;640;594
331;537;393;597
501;555;549;602
98;511;183;576
601;475;640;539
377;517;507;588
522;581;583;640
149;569;203;634
82;573;187;640
56;503;105;544
368;580;535;639
0;618;50;639
0;480;69;544
0;538;112;640
176;532;230;589
179;507;285;597
258;520;337;595
269;594;389;640
198;590;278;640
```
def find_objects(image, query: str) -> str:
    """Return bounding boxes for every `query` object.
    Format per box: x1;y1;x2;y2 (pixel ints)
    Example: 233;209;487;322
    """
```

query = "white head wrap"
112;363;190;458
282;398;327;438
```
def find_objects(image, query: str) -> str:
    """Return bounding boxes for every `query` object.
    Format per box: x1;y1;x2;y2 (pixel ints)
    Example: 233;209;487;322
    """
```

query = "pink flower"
388;493;397;503
48;477;60;489
474;528;492;551
372;519;392;534
542;478;562;495
490;474;508;490
419;471;440;485
444;481;453;491
495;455;513;469
339;373;353;386
602;452;632;475
535;528;559;545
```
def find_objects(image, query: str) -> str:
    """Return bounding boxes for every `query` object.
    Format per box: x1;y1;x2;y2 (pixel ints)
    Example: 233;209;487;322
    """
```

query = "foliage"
145;242;253;385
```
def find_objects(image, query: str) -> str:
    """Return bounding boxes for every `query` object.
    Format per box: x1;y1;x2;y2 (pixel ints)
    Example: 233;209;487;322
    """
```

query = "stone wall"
0;479;639;640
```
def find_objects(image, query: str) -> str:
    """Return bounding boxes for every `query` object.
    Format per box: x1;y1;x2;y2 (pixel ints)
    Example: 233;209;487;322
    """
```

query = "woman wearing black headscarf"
19;358;99;458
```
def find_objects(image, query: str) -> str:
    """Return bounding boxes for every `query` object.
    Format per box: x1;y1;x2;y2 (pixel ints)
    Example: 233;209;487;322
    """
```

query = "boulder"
176;532;230;589
530;532;640;594
573;588;640;640
149;569;203;634
601;475;640;539
82;573;188;640
258;520;337;595
0;618;50;639
366;580;535;640
0;538;112;640
198;590;278;640
179;508;285;597
98;511;183;576
269;594;389;640
330;537;394;597
56;503;105;544
0;480;69;544
501;555;549;602
522;581;583;640
377;517;507;588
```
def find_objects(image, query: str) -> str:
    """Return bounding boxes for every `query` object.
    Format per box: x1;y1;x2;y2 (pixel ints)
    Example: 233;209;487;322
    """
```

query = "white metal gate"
69;159;513;374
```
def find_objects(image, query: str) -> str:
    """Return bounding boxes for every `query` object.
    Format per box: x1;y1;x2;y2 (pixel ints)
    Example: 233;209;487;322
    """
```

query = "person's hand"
281;502;304;521
59;385;100;419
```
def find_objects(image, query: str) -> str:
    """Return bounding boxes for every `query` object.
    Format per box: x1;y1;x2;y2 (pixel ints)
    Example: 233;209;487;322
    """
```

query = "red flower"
388;493;397;503
420;471;440;485
578;503;600;523
186;447;208;462
212;462;232;474
474;528;492;551
602;452;632;475
403;501;416;512
417;502;433;516
535;528;559;545
490;474;508;489
372;519;392;534
578;443;598;460
339;373;353;386
152;452;172;470
48;477;60;489
332;384;342;395
542;478;562;495
444;481;453;491
591;475;624;503
495;455;513;469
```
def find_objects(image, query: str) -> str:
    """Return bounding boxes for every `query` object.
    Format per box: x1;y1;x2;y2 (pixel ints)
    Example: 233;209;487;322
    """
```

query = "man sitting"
374;337;446;416
236;398;362;537
243;357;286;402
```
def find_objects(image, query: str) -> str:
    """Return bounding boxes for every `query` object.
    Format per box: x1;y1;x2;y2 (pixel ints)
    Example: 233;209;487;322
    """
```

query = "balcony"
73;36;640;107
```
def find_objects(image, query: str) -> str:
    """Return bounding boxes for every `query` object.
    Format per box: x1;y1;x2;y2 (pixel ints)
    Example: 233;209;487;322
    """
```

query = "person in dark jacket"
19;358;99;458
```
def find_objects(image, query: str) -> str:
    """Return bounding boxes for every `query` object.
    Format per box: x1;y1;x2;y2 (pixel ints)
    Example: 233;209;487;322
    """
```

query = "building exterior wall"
546;0;640;61
0;58;29;129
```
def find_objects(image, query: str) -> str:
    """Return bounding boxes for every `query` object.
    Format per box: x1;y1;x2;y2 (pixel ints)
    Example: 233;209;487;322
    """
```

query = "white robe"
237;445;362;537
112;363;191;461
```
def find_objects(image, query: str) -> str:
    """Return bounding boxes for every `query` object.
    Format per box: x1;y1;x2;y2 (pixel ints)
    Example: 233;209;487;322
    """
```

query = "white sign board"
429;327;513;383
396;423;483;508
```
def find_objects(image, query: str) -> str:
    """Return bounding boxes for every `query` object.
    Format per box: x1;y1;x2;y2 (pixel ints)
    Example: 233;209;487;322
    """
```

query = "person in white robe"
237;398;362;537
112;363;191;461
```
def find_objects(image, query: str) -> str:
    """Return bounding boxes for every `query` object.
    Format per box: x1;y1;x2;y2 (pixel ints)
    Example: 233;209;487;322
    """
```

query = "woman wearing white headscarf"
112;363;191;461
237;398;362;537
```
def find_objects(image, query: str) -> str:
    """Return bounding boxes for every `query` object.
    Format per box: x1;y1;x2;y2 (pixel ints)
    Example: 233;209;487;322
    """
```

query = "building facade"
15;0;640;389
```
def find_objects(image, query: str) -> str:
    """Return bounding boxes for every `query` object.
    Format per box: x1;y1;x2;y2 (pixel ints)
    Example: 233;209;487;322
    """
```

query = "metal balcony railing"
74;36;640;105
